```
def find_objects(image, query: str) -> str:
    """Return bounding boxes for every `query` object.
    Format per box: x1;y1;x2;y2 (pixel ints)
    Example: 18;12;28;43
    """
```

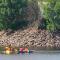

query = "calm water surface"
0;52;60;60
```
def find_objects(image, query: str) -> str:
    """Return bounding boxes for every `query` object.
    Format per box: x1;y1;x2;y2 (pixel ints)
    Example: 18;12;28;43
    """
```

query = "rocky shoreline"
0;27;60;50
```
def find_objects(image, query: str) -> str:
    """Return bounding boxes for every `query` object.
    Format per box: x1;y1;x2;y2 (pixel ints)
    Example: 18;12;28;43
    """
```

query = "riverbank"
0;27;60;50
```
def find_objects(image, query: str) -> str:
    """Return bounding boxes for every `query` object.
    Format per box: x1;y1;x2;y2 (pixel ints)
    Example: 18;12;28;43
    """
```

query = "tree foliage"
0;0;60;32
38;0;60;32
0;0;28;30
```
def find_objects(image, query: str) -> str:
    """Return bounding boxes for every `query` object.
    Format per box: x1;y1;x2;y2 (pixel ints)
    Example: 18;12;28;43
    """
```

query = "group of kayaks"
0;47;33;54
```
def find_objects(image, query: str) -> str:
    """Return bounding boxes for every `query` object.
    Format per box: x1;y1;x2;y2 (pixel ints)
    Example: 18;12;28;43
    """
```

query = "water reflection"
0;52;60;60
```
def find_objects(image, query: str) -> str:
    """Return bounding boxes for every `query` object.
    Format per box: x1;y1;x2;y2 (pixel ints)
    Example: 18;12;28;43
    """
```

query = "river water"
0;52;60;60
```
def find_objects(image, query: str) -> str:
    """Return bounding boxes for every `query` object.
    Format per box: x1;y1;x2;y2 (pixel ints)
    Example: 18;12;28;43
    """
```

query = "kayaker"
5;47;11;54
23;48;29;53
19;48;24;53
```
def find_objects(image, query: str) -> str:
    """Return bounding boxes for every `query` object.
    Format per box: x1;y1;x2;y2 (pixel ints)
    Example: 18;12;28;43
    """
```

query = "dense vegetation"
0;0;28;30
38;0;60;32
0;0;60;32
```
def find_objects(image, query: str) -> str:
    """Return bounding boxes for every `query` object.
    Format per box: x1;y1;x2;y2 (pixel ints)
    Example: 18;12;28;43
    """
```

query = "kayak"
0;50;33;54
0;47;33;54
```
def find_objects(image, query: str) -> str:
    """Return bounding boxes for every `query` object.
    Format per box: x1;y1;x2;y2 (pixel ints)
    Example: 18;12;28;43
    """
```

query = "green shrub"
39;0;60;32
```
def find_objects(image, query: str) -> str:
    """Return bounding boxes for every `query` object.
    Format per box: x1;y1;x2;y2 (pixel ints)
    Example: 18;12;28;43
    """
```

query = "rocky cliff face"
0;27;60;50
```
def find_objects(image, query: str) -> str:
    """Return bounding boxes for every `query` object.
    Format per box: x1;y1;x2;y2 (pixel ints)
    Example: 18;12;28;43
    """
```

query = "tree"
38;0;60;32
0;0;28;30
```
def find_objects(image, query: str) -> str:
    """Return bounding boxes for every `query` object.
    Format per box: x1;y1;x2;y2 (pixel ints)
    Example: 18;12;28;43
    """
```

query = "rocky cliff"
0;27;60;50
